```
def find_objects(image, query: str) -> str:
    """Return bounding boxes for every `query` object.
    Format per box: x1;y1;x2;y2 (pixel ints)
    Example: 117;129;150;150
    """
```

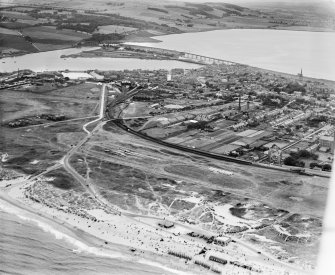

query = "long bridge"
123;43;239;66
181;52;236;65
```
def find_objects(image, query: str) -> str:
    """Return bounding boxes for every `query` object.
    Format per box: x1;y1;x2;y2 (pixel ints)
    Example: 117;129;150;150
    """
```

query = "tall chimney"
238;93;241;111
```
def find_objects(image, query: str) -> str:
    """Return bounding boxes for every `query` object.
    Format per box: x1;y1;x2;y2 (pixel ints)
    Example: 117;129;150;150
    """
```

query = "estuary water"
1;30;334;81
129;29;335;81
0;47;200;73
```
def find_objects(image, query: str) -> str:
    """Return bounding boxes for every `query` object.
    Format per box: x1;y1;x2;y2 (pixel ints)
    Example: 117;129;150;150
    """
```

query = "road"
82;84;107;134
61;84;121;213
62;83;141;213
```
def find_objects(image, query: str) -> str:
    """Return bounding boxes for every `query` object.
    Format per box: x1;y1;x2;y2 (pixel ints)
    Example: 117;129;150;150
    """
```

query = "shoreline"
1;28;334;83
0;179;194;275
0;175;310;275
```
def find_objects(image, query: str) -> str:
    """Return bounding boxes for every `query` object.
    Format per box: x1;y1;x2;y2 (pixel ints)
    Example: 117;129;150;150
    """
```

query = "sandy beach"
0;175;309;275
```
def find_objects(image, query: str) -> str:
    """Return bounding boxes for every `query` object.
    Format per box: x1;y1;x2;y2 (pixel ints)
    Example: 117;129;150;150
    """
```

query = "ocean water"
0;208;171;275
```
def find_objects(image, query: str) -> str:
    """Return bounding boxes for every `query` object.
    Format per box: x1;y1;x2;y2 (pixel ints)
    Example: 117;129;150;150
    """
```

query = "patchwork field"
22;26;89;41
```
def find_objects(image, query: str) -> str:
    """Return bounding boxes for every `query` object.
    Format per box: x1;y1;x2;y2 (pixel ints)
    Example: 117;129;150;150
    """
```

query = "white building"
89;71;104;80
61;72;92;80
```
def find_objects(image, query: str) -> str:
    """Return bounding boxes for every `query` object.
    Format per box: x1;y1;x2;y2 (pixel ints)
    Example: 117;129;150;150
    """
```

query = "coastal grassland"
164;162;327;218
0;83;99;123
32;82;100;100
0;82;101;174
244;212;323;264
62;121;328;266
43;168;84;191
25;168;106;212
0;118;89;175
99;120;328;216
67;153;195;214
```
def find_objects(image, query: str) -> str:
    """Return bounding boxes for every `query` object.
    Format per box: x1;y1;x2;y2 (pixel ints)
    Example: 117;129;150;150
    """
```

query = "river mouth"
0;47;200;73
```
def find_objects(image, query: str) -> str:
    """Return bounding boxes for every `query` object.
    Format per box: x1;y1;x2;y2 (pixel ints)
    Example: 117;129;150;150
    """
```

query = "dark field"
0;83;99;124
0;33;38;52
0;118;90;175
0;81;95;173
44;168;84;191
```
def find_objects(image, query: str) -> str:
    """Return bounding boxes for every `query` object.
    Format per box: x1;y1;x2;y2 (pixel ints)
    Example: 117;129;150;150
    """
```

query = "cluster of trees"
57;23;97;33
260;94;287;107
84;33;125;43
290;149;318;160
310;162;332;171
182;100;225;111
283;156;305;167
282;82;307;95
290;97;310;109
147;7;168;14
284;149;319;167
187;121;214;131
307;116;328;127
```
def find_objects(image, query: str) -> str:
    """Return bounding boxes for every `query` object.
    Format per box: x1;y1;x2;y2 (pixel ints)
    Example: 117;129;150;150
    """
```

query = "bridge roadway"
182;52;236;65
124;43;240;66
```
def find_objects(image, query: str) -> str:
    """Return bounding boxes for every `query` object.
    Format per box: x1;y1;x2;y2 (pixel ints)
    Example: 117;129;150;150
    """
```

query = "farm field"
0;10;34;20
22;26;89;41
94;25;137;34
0;33;38;53
0;27;19;35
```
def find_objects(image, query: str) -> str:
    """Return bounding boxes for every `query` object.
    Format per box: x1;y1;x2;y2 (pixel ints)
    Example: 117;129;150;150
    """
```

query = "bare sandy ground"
0;176;308;275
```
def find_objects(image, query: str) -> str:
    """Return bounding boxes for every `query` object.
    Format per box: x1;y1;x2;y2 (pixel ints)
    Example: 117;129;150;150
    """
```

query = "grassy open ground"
0;82;100;175
61;120;328;266
0;83;99;123
21;26;89;42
